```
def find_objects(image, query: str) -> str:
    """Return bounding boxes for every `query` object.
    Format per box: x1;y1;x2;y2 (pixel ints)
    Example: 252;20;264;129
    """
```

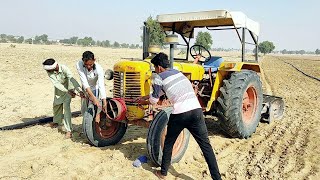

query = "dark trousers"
160;108;221;180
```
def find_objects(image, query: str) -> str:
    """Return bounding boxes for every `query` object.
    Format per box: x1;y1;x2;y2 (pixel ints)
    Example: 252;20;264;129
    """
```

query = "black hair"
151;52;170;68
43;58;55;65
82;51;95;62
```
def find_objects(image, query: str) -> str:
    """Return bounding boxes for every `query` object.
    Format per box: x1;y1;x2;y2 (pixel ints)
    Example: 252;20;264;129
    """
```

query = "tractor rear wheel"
217;70;263;138
83;103;127;147
147;108;190;166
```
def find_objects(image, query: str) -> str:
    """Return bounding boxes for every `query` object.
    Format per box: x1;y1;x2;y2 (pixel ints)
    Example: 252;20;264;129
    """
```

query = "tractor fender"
205;62;261;111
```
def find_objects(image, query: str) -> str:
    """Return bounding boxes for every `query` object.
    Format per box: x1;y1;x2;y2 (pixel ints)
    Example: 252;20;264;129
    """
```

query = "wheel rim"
95;113;120;139
242;85;258;124
160;127;185;157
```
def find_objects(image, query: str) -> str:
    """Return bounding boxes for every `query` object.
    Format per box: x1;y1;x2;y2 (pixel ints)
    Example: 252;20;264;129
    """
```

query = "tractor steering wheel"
190;45;211;62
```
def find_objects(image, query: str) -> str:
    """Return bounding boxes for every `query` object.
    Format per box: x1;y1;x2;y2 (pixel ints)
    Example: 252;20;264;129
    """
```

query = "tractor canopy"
156;10;260;62
157;10;260;39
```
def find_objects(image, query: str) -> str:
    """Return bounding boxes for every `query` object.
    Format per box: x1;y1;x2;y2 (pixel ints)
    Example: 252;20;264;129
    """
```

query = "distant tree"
34;34;48;44
100;40;110;47
60;39;71;44
195;31;213;50
258;41;275;55
77;37;93;46
315;49;320;55
135;44;140;49
130;44;135;49
121;43;129;48
7;35;17;43
281;49;287;54
77;39;84;46
113;41;120;48
96;40;102;46
70;36;78;44
144;16;165;46
0;34;7;40
0;39;7;43
91;40;96;46
34;36;40;44
297;50;305;55
25;38;32;44
39;34;48;44
16;36;24;43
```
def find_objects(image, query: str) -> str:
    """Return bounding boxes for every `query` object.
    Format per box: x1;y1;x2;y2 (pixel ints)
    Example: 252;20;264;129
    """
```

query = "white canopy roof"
157;10;260;38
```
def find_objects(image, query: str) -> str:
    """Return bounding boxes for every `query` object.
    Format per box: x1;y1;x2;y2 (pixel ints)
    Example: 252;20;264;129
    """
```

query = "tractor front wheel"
83;103;127;147
147;108;190;166
217;70;263;138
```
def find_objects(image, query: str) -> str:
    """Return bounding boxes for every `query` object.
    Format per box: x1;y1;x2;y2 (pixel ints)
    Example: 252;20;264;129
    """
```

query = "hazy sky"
1;0;319;51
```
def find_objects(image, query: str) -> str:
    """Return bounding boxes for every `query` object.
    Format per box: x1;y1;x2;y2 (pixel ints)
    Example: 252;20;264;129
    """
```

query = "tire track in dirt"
258;56;320;179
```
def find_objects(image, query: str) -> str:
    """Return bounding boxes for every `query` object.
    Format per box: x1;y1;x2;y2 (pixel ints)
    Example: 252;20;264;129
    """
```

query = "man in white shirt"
76;51;107;115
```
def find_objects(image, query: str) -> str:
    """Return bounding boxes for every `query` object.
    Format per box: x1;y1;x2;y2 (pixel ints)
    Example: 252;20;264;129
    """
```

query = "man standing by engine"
136;52;221;179
76;51;107;117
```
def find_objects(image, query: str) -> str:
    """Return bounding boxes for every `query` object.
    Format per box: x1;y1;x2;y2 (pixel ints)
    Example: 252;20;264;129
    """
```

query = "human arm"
61;65;79;97
76;61;99;104
96;64;107;110
76;61;90;90
47;72;69;92
85;87;100;106
193;54;202;64
135;74;163;105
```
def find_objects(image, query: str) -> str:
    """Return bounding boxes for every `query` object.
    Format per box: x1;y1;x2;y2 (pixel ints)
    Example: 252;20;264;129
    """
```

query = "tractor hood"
114;59;204;81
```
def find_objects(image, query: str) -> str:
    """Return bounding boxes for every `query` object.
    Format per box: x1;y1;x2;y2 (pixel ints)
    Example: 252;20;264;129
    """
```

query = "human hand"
92;97;100;107
102;99;107;113
133;96;142;103
68;90;76;98
79;91;85;98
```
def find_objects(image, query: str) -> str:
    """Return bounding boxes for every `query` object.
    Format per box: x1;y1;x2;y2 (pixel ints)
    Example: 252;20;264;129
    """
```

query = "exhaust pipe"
142;22;150;60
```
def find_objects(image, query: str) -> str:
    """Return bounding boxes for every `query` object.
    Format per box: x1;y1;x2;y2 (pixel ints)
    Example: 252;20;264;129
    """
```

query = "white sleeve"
96;64;107;99
76;60;90;90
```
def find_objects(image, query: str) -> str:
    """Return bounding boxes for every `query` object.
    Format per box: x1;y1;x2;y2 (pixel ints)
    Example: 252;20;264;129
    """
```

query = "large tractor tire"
83;103;127;147
217;70;263;138
147;107;190;166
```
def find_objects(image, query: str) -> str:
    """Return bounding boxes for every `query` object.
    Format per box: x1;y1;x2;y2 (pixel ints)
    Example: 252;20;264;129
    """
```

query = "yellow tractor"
82;10;284;166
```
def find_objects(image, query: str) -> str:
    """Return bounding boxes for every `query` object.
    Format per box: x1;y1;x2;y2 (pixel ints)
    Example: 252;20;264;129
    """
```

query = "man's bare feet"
154;170;166;179
65;132;72;139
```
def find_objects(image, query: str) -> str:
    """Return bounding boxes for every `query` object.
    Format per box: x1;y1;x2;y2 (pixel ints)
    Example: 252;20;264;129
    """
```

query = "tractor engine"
113;59;153;121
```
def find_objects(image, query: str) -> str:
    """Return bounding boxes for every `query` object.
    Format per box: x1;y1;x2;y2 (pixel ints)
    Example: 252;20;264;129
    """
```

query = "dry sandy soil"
0;44;319;179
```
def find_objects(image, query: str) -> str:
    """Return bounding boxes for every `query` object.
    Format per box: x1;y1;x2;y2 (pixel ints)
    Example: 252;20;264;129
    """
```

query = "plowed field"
0;44;319;179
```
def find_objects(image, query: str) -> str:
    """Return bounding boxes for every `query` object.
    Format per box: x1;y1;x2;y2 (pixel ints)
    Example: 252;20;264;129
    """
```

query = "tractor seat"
203;56;224;72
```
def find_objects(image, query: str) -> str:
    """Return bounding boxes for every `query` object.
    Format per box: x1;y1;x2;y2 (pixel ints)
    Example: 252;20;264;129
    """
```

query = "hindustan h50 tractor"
82;10;285;166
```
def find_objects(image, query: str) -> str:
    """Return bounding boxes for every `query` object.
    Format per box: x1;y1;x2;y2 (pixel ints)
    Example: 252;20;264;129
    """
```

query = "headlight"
105;69;114;80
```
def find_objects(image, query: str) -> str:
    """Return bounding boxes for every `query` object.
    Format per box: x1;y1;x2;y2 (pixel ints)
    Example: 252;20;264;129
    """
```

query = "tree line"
279;49;320;55
1;16;319;54
0;33;142;49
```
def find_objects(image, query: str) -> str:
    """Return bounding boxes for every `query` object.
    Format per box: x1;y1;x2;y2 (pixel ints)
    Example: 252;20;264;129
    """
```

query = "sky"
1;0;319;51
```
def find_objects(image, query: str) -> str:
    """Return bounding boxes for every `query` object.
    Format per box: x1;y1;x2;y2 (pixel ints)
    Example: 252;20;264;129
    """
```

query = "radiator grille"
113;71;141;105
113;71;122;98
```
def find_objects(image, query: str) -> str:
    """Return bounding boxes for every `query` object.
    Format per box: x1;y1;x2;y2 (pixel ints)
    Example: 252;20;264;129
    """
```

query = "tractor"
82;10;284;166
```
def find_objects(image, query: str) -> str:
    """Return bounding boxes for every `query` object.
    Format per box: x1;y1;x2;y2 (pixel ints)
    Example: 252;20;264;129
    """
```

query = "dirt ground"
0;44;319;180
